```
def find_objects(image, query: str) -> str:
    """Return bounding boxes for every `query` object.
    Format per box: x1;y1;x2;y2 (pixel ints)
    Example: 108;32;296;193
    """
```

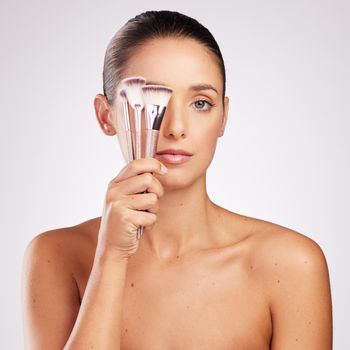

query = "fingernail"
159;163;168;174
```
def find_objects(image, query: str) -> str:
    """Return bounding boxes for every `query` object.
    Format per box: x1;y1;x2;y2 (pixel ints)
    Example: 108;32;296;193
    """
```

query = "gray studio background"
1;0;349;348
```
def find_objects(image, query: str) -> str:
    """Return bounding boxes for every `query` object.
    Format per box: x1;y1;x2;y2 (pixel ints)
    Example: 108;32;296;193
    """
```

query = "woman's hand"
96;157;168;260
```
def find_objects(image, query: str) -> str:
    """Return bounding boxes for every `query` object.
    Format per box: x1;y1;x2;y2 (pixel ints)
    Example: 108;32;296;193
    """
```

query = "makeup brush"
123;77;146;161
142;85;173;157
113;90;130;164
123;77;147;240
119;89;134;163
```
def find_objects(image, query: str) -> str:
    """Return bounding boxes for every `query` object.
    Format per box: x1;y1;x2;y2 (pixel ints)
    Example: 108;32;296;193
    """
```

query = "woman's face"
120;37;229;190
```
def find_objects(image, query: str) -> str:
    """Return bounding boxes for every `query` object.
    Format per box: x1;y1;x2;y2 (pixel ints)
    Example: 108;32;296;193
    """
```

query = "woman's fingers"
125;208;158;228
109;157;168;185
108;172;164;199
124;192;159;213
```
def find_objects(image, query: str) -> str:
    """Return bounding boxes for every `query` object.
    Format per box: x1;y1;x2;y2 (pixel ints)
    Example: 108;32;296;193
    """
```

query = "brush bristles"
142;85;173;107
123;77;146;108
122;76;146;86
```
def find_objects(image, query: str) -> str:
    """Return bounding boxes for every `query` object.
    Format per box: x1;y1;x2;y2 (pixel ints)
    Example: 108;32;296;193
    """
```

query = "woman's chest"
118;254;272;349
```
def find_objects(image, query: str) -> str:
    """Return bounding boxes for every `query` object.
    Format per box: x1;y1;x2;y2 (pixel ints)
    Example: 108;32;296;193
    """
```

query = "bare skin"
22;37;332;349
22;213;332;349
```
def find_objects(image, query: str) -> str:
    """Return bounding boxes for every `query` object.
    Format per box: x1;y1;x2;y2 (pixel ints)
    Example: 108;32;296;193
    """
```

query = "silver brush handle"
136;129;144;239
135;130;142;160
134;106;142;160
126;130;133;163
146;129;160;157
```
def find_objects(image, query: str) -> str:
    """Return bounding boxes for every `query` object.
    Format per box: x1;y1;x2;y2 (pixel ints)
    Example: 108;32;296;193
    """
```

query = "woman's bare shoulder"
22;218;101;348
243;217;332;346
241;214;331;299
248;216;327;263
23;217;101;271
220;207;328;272
26;217;100;249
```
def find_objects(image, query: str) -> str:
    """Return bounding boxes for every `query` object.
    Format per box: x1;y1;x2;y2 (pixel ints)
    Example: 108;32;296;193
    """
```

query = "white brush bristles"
142;85;173;107
123;77;146;108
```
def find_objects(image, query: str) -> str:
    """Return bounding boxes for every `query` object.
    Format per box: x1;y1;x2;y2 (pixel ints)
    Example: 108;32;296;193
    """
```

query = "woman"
22;10;332;349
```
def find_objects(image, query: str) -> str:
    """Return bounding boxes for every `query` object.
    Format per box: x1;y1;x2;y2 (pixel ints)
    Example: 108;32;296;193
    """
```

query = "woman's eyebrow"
189;83;218;95
145;81;218;95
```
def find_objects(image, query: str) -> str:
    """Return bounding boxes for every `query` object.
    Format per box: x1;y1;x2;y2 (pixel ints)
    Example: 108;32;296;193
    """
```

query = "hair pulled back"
103;10;226;105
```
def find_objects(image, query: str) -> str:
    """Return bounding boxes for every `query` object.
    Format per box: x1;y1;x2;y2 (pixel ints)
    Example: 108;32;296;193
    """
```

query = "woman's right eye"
191;99;214;112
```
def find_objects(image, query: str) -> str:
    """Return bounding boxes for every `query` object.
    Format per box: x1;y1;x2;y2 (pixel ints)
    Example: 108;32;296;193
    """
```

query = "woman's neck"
141;174;219;260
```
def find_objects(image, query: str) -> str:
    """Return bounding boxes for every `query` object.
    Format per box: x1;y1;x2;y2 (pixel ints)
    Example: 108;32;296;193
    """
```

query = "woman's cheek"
198;126;220;166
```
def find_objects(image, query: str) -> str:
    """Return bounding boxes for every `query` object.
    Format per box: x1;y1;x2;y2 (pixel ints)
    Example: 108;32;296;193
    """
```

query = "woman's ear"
218;96;229;137
93;94;117;136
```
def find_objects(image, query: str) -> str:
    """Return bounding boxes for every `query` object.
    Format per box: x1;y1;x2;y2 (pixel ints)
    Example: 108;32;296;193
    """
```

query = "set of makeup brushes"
114;76;173;239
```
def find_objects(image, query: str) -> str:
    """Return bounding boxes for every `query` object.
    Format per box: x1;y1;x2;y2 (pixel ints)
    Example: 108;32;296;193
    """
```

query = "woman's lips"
155;153;192;165
156;150;192;164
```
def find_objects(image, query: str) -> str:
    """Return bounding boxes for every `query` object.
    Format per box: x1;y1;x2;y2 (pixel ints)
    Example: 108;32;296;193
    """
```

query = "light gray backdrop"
1;0;349;348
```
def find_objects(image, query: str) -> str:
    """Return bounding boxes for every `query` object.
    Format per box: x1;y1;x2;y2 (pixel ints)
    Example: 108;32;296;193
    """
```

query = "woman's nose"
160;100;187;140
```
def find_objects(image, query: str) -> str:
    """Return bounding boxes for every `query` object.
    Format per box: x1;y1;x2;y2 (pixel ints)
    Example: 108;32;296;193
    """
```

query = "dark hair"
103;10;226;105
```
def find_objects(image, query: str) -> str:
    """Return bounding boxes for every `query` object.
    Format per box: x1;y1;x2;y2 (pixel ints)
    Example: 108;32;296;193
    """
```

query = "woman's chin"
154;170;203;191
